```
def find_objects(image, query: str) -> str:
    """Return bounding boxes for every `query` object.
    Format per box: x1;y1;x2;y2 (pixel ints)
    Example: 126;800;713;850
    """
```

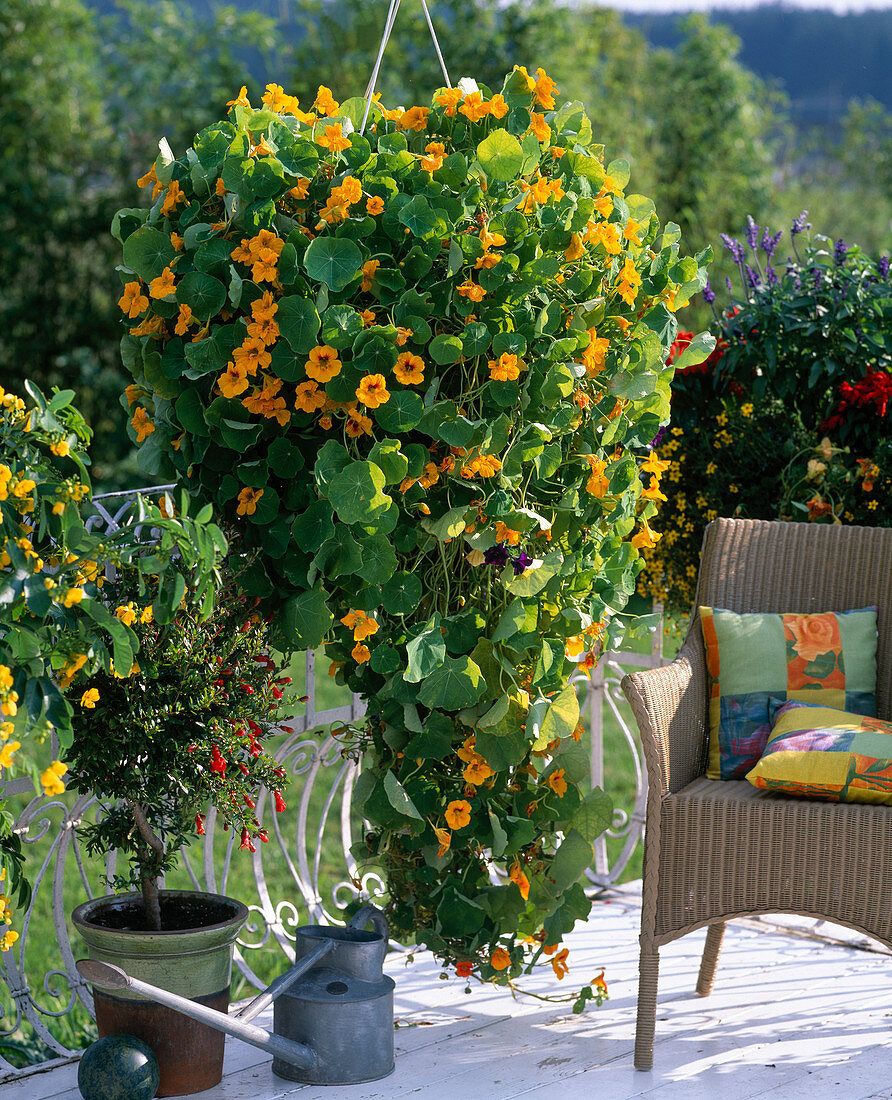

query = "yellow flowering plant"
116;71;712;991
0;383;227;947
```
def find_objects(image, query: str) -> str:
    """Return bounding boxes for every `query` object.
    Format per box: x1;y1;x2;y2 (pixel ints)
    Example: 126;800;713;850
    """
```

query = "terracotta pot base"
95;987;230;1097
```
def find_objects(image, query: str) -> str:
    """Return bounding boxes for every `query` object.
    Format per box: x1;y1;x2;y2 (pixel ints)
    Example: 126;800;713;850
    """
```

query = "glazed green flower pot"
73;890;248;1097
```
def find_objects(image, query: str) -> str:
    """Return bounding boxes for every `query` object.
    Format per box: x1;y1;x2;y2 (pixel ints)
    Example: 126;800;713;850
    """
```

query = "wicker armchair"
622;518;892;1070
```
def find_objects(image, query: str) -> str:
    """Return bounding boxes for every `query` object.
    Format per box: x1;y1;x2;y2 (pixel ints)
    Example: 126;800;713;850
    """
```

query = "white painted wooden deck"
9;883;892;1100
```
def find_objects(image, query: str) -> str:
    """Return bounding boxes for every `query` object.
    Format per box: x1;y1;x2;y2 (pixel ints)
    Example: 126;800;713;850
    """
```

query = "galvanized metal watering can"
76;904;395;1086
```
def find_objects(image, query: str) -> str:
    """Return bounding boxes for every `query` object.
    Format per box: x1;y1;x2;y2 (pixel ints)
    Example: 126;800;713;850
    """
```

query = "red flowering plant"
638;217;891;615
63;560;293;931
115;69;712;992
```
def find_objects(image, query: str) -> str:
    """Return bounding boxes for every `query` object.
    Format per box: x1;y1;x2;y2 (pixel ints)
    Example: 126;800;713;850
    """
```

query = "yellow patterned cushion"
746;700;892;805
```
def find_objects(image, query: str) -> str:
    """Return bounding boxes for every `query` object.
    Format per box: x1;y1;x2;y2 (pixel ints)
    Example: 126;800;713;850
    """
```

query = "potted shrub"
67;558;293;1096
0;383;226;956
116;70;713;1000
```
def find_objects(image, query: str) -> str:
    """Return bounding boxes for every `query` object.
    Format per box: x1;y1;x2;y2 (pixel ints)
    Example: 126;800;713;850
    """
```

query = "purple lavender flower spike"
766;265;778;285
833;238;848;266
791;210;809;237
702;279;715;304
650;426;667;448
484;544;509;567
720;234;745;265
812;267;823;291
512;550;533;576
745;264;761;289
725;275;733;293
745;215;760;249
878;256;889;279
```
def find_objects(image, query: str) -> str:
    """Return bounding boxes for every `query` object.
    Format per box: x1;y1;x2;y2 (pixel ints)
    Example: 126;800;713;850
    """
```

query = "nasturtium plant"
116;69;713;991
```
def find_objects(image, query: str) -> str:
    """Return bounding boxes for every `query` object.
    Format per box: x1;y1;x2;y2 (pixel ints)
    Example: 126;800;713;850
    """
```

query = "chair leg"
634;947;659;1070
696;922;725;997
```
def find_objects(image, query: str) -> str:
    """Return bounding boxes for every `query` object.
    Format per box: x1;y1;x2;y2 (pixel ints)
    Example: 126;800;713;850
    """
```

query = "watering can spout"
75;959;317;1072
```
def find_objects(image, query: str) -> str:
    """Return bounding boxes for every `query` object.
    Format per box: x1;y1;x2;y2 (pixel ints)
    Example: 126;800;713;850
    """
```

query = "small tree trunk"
129;801;165;932
140;869;162;932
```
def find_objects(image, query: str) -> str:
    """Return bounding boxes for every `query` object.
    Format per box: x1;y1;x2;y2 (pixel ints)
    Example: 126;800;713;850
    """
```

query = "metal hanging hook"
360;0;453;136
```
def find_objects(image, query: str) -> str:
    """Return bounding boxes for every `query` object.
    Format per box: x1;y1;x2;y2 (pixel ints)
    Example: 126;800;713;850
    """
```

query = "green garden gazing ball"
78;1034;160;1100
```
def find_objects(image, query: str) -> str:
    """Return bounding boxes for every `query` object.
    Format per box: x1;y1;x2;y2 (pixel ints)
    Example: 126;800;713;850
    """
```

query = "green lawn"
0;622;682;1066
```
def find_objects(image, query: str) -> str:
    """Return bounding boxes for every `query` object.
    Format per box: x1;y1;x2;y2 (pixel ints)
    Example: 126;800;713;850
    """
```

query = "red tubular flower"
244;795;255;809
239;827;256;852
276;677;292;685
240;682;254;694
274;790;287;813
247;720;262;736
258;829;269;843
210;745;226;775
238;762;249;776
195;813;205;836
271;687;283;700
273;767;286;779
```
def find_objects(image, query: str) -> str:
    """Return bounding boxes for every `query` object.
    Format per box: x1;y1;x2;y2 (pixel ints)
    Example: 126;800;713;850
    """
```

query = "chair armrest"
621;636;708;797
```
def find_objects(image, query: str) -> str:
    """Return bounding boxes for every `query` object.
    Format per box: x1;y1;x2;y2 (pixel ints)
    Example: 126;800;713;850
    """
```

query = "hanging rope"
360;0;453;135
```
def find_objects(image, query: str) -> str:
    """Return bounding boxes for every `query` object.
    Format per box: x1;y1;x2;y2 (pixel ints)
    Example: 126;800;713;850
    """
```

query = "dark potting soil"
88;896;240;932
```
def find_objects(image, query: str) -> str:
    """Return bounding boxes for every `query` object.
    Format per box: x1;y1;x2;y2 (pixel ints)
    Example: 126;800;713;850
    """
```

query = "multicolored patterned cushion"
747;700;892;804
700;606;878;780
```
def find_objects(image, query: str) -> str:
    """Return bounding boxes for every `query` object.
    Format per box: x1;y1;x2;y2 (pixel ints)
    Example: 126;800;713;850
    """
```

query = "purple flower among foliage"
725;275;733;293
512;550;533;576
745;264;761;289
790;210;809;237
760;228;782;259
766;265;779;286
833;238;849;266
702;279;715;304
878;256;890;278
745;215;760;249
812;267;823;291
650;426;667;448
484;544;509;567
720;234;745;264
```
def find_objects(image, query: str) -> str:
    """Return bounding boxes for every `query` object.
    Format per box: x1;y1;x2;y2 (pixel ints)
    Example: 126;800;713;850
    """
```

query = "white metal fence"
0;487;664;1082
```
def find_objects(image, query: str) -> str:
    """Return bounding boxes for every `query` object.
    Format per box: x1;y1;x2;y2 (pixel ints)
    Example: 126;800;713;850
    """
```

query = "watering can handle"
347;903;389;942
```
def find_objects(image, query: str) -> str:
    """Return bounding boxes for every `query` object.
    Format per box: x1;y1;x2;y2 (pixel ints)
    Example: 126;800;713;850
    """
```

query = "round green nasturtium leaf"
417;655;486;711
327;460;391;525
374;391;424;434
321;304;364;349
476;130;524;182
303;236;363;293
278;586;333;649
277;296;321;354
380;571;422;616
429;334;464;366
175;272;227;324
123;227;177;282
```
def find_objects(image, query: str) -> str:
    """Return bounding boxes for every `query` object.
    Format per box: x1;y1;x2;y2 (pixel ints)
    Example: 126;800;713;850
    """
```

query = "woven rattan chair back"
622;518;892;1069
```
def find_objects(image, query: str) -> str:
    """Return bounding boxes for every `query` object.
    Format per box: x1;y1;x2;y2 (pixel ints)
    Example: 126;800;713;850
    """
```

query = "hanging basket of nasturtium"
115;66;713;994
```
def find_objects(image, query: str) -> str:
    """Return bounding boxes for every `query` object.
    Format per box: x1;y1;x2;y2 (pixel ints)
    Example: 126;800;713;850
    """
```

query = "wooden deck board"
7;883;892;1100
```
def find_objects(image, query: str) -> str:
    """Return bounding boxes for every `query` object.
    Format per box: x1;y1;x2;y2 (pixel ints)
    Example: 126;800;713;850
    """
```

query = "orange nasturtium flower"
131;407;155;443
432;824;451;858
550;947;570;979
160;179;185;218
463;758;493;786
118;282;149;318
360;259;379;292
546;768;568;798
314;85;340;116
351;642;371;663
631;516;661;551
533;68;558;109
345;407;373;438
434;87;463;116
457;280;486;302
236;486;264;516
394;352;425;385
80;689;100;709
444;800;472;830
305;345;342;384
508;861;530;901
340;609;379;642
366;195;384;216
294;382;326;414
458;91;489;123
316;123;351;152
488;93;509;119
419;141;446;172
227;85;251;108
529;113;551;143
355;374;390;408
399;105;429;132
490;947;512;971
488;353;521;382
585;455;609;497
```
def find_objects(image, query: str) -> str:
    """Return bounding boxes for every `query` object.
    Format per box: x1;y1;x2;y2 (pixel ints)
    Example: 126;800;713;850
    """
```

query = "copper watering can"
76;904;395;1086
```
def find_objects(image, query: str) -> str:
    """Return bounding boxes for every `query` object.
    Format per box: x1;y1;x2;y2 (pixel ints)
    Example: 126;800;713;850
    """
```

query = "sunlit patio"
10;882;892;1100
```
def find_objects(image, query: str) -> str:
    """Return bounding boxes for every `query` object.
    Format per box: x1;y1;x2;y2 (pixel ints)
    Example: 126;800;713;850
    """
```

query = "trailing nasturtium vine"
116;68;713;992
